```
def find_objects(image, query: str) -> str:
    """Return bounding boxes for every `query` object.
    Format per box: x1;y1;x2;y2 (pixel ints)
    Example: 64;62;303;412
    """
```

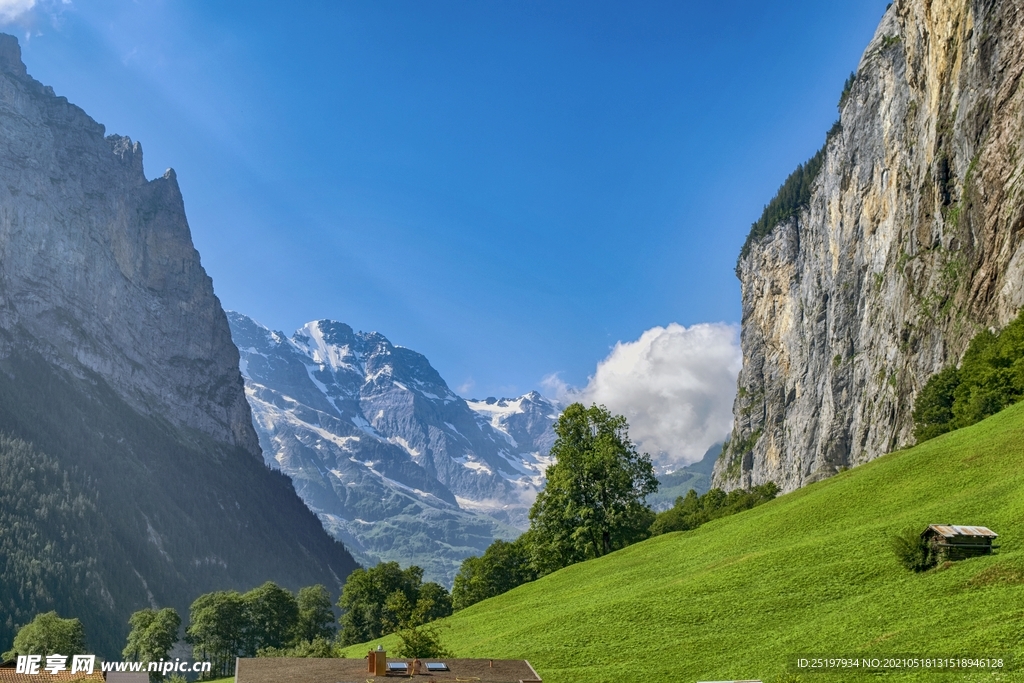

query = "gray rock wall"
715;0;1024;490
0;34;259;457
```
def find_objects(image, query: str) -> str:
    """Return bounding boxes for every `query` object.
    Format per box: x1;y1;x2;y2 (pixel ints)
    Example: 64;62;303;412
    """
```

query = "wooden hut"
921;525;998;561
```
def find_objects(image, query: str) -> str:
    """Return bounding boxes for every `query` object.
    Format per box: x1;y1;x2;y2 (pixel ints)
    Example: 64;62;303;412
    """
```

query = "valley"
342;401;1024;682
2;0;1023;679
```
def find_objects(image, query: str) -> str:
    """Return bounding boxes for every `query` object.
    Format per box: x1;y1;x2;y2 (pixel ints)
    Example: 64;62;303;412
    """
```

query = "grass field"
342;401;1024;682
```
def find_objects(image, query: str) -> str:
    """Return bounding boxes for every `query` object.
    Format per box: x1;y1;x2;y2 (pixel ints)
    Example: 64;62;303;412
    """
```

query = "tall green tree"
410;582;453;625
242;582;299;655
337;562;452;645
123;608;181;682
2;612;86;660
528;403;658;574
295;585;335;643
185;591;246;679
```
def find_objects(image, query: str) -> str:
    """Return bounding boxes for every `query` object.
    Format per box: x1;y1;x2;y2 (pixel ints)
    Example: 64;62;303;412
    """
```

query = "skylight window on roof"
387;662;408;672
425;662;449;671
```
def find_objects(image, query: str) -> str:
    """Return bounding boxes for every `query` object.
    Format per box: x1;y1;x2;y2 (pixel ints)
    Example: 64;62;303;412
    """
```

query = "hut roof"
923;525;998;539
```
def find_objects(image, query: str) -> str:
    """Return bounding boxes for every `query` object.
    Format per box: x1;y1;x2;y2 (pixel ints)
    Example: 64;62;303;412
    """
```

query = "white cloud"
0;0;35;23
0;0;69;28
548;323;741;471
539;372;572;402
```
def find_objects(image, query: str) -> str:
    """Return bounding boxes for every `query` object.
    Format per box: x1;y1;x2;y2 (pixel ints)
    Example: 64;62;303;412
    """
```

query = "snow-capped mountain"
227;312;558;584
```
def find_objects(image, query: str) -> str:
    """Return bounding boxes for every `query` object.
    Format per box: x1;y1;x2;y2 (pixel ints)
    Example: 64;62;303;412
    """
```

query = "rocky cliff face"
0;34;356;657
715;0;1024;491
0;34;257;457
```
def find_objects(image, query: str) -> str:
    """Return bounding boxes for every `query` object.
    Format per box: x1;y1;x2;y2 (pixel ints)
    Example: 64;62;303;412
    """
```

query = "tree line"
4;569;453;681
183;582;336;677
735;71;855;275
2;581;337;681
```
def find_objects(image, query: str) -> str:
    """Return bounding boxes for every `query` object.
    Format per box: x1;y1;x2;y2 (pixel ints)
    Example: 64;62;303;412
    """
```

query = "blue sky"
10;0;888;400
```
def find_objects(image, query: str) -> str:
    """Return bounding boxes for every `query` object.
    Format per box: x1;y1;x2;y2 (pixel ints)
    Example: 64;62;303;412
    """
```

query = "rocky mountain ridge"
228;312;559;584
715;0;1024;491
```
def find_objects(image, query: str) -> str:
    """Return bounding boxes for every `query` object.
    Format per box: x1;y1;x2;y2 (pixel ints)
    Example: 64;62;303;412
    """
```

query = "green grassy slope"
343;402;1024;682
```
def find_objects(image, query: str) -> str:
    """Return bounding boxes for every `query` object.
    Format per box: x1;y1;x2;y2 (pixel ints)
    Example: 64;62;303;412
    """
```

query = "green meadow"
343;401;1024;682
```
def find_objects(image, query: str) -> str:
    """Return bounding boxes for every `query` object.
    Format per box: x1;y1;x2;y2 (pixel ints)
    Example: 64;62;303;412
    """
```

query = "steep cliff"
715;0;1024;491
0;34;356;656
0;35;257;457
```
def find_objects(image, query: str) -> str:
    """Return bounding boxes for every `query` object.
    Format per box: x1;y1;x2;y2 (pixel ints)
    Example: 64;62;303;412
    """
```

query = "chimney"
375;647;387;676
367;650;375;673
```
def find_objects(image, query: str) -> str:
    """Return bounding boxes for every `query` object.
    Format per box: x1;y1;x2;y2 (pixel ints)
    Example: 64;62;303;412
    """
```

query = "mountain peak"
0;33;26;78
228;313;560;584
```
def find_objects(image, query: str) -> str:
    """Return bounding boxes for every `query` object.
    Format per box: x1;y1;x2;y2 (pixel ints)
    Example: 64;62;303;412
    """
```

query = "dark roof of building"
0;670;104;682
922;525;998;539
235;657;541;683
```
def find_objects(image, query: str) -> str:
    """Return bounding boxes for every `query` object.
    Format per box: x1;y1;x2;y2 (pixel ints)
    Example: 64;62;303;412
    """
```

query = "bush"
891;528;936;572
394;624;453;659
257;636;341;658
